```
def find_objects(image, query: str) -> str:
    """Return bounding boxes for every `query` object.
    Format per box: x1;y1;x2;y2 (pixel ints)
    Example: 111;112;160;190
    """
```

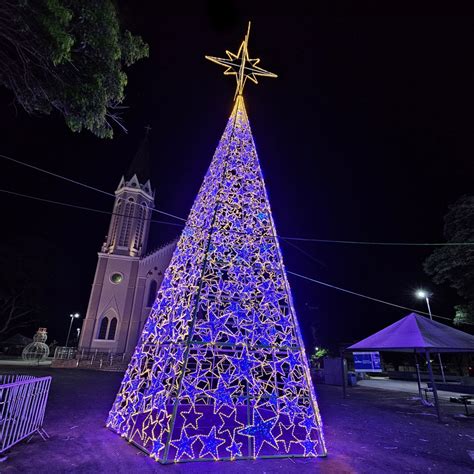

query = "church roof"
125;129;151;184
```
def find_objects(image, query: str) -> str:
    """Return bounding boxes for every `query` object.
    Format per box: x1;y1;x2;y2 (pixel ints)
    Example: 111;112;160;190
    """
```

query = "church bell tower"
102;133;154;257
79;131;155;353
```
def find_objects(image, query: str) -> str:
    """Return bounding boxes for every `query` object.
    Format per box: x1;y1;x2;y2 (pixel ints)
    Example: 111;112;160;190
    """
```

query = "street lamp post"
415;290;446;383
65;313;80;347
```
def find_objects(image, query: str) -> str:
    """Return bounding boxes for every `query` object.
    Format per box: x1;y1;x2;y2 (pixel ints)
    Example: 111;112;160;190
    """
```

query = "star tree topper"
205;22;277;99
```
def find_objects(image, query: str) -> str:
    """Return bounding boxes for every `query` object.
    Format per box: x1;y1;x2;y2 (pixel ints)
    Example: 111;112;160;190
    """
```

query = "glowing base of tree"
106;96;326;463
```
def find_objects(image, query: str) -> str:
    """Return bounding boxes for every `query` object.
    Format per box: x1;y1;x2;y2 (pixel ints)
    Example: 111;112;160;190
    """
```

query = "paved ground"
1;367;473;473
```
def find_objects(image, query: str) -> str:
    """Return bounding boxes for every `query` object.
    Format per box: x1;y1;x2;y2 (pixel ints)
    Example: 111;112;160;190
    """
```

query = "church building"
78;134;176;355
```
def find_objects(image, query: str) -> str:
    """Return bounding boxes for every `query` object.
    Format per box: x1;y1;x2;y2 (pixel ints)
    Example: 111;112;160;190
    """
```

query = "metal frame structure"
0;375;51;455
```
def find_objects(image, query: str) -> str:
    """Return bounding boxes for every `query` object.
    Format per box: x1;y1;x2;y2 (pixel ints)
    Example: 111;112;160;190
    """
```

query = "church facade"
78;136;176;355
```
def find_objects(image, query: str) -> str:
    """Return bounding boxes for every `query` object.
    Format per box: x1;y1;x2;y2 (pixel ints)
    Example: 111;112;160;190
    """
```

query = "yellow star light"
205;22;277;99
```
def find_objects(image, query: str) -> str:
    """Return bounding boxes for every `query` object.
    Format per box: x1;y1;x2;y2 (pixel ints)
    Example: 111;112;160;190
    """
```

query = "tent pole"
414;350;422;400
340;348;347;399
425;349;442;423
437;353;446;384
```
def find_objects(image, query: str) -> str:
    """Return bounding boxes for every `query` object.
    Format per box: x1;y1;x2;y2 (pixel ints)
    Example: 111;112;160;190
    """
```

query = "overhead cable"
287;270;472;325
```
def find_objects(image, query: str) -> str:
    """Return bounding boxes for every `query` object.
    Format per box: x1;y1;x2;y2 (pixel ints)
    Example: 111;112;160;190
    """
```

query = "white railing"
52;348;131;370
75;349;131;367
0;375;52;455
54;346;77;360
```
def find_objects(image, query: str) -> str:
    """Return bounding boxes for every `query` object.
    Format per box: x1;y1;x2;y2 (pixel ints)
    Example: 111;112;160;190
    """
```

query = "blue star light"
301;437;319;456
199;426;226;460
171;429;197;460
208;380;236;411
280;397;302;423
229;345;259;382
239;409;279;455
151;439;164;458
226;438;243;459
299;410;318;433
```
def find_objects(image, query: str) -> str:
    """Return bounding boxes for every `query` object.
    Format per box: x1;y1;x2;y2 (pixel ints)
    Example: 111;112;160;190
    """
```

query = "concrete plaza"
1;367;473;473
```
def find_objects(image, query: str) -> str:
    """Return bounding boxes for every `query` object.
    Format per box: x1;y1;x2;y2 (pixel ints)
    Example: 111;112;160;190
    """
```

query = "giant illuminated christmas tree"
107;23;326;463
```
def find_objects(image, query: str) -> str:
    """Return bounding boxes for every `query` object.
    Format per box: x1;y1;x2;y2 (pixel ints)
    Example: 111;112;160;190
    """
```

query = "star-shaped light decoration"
141;412;164;447
171;428;198;461
208;379;237;413
226;438;244;460
200;311;230;343
298;409;319;434
229;345;260;382
239;409;279;456
206;22;277;99
181;379;202;401
150;438;165;460
180;406;204;430
277;423;298;453
199;426;226;460
300;437;319;457
279;396;302;423
218;409;245;439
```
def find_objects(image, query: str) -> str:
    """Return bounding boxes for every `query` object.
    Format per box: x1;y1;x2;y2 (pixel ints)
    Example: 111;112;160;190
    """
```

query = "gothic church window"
98;317;109;339
108;317;118;340
147;280;158;307
133;203;146;251
111;199;122;245
118;198;134;246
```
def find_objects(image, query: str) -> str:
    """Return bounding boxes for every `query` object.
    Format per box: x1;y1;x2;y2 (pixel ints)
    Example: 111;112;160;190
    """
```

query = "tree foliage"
0;0;149;138
424;195;474;325
310;346;328;368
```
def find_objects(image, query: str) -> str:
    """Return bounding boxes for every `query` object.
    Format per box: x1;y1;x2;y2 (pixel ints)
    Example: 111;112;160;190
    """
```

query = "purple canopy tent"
346;313;474;422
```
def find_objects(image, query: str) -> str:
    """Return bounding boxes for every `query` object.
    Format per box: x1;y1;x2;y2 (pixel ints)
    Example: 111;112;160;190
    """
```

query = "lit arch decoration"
107;27;326;464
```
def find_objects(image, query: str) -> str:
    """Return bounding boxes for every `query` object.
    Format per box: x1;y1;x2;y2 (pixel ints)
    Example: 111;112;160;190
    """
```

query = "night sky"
1;4;473;351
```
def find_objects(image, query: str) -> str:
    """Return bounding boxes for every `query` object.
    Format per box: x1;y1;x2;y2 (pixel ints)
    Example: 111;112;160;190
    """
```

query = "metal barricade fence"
0;375;52;455
52;348;132;371
54;346;77;360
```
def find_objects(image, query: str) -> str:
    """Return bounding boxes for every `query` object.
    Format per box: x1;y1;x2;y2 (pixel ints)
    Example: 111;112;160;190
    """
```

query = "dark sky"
1;3;473;350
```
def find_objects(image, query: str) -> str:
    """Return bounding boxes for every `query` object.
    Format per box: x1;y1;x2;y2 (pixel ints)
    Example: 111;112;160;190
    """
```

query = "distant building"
78;134;176;355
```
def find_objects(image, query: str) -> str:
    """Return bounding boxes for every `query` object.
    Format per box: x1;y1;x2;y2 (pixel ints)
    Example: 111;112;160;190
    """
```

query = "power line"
280;237;327;268
2;186;470;326
0;189;184;228
287;270;473;325
0;153;113;197
1;152;472;246
0;153;186;222
280;236;474;246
